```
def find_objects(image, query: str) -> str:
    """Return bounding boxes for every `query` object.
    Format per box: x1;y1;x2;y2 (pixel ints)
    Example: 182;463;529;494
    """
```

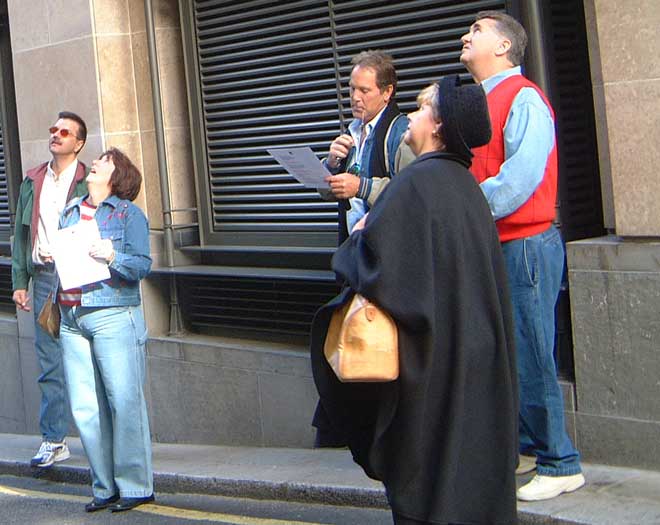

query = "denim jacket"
59;194;151;307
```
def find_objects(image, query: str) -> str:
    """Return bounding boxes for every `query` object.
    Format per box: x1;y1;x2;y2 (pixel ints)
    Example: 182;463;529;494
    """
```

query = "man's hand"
327;134;355;169
38;246;53;264
12;289;31;312
325;172;360;200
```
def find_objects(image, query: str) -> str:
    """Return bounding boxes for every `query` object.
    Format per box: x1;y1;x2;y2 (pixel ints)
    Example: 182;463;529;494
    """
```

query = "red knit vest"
470;74;558;243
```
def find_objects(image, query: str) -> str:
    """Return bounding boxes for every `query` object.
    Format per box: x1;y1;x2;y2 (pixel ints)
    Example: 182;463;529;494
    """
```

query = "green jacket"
11;161;88;291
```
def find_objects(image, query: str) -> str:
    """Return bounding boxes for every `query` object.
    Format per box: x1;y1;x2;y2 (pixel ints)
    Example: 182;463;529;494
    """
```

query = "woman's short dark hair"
351;50;398;97
103;147;142;201
475;11;528;66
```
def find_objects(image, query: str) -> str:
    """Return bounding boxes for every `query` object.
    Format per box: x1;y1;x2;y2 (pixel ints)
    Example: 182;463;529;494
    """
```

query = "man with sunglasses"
11;111;89;468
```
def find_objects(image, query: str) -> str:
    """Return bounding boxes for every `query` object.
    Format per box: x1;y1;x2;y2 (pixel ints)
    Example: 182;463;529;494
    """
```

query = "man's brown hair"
475;11;528;66
104;147;142;201
351;50;398;97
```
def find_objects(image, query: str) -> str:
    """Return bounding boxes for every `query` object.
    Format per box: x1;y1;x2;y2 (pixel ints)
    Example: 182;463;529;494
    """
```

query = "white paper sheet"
52;220;111;290
268;147;330;188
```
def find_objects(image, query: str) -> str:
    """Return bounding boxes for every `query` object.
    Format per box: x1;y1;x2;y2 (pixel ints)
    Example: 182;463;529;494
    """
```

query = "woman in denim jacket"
58;148;153;513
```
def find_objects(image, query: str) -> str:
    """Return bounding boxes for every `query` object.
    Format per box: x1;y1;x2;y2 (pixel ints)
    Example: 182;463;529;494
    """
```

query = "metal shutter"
193;0;340;249
0;260;12;313
178;274;339;339
0;126;8;235
184;0;510;339
190;0;506;251
545;0;604;242
333;0;506;116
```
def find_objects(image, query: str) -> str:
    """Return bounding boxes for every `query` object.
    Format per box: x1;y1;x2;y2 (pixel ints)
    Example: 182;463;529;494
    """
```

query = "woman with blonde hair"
311;77;518;524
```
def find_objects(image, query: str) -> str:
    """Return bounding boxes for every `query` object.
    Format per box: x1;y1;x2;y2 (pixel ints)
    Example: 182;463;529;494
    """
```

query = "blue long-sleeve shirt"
480;66;555;220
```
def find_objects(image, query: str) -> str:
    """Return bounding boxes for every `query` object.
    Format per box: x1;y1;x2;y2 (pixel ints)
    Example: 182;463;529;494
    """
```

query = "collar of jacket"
368;99;402;180
64;193;123;214
414;150;472;169
27;160;87;250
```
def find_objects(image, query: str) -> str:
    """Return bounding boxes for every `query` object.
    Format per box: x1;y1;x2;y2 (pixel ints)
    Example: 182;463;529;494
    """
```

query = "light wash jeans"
60;304;153;498
32;265;69;442
501;226;581;476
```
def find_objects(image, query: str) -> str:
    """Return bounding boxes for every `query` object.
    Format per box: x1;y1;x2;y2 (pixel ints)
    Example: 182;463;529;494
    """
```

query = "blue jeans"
32;265;69;442
60;304;153;498
501;226;581;476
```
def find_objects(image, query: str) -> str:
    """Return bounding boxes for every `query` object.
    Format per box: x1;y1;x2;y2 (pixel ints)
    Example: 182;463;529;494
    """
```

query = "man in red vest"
461;11;585;501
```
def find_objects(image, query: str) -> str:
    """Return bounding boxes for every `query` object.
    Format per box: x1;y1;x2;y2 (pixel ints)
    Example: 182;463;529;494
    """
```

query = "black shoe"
85;495;119;512
109;494;155;512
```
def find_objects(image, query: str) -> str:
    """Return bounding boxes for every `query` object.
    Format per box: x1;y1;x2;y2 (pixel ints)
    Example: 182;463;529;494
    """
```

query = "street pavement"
0;433;659;524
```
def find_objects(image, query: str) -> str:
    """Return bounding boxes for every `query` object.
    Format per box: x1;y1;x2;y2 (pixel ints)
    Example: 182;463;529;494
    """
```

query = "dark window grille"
177;274;339;341
188;0;506;250
0;263;12;313
180;0;601;355
541;0;604;380
545;0;604;243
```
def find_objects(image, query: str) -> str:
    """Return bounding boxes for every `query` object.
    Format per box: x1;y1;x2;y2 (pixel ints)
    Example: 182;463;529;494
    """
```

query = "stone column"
568;0;660;469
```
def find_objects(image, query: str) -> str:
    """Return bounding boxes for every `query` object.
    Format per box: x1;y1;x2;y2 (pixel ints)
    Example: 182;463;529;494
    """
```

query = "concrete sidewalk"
0;433;659;524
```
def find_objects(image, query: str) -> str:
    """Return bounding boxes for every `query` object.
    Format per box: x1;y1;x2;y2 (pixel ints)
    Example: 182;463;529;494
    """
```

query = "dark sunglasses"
49;126;80;139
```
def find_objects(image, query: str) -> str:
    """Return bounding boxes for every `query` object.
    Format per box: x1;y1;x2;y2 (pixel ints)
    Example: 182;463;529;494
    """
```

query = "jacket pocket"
103;229;124;252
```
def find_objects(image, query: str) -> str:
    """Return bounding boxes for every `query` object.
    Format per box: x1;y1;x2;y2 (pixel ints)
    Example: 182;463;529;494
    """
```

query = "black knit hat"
436;75;492;163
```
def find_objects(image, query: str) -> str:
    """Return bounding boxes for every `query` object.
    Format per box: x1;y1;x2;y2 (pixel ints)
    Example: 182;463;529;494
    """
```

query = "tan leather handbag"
37;292;61;339
324;294;399;382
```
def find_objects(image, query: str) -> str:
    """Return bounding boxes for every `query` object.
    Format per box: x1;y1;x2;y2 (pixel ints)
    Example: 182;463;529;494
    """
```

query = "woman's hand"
90;239;115;264
351;213;369;233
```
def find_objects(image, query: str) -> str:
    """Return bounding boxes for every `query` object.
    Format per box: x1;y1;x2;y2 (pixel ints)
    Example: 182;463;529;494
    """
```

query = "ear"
74;139;84;155
433;122;443;142
494;37;512;58
382;84;394;103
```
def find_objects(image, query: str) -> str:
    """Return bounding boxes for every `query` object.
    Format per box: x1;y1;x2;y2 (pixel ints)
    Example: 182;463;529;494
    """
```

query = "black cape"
310;152;518;524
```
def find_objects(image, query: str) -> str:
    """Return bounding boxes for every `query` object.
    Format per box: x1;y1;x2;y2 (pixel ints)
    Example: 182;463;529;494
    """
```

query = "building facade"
0;0;657;469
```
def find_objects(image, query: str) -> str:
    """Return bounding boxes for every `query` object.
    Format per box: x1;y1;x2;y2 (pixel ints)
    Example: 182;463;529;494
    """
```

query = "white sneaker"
517;473;585;501
516;454;537;475
30;440;71;468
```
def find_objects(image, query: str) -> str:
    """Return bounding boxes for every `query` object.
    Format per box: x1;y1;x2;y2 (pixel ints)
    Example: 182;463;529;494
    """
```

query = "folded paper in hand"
51;220;111;290
268;147;330;188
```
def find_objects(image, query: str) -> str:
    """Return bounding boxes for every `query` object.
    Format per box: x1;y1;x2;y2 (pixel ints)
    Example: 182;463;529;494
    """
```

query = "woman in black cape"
310;76;519;524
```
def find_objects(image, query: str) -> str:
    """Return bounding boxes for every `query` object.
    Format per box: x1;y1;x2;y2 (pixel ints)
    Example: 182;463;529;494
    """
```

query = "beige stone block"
77;134;105;167
19;141;50;174
104;131;141;166
591;84;615;230
141;276;169;336
91;0;130;35
7;0;50;52
140;130;164;228
156;28;189;129
131;31;156;132
103;131;147;209
165;127;196;225
154;0;180;29
127;0;146;33
604;80;660;236
12;37;101;142
593;0;660;83
47;0;93;42
583;0;603;88
96;34;138;133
